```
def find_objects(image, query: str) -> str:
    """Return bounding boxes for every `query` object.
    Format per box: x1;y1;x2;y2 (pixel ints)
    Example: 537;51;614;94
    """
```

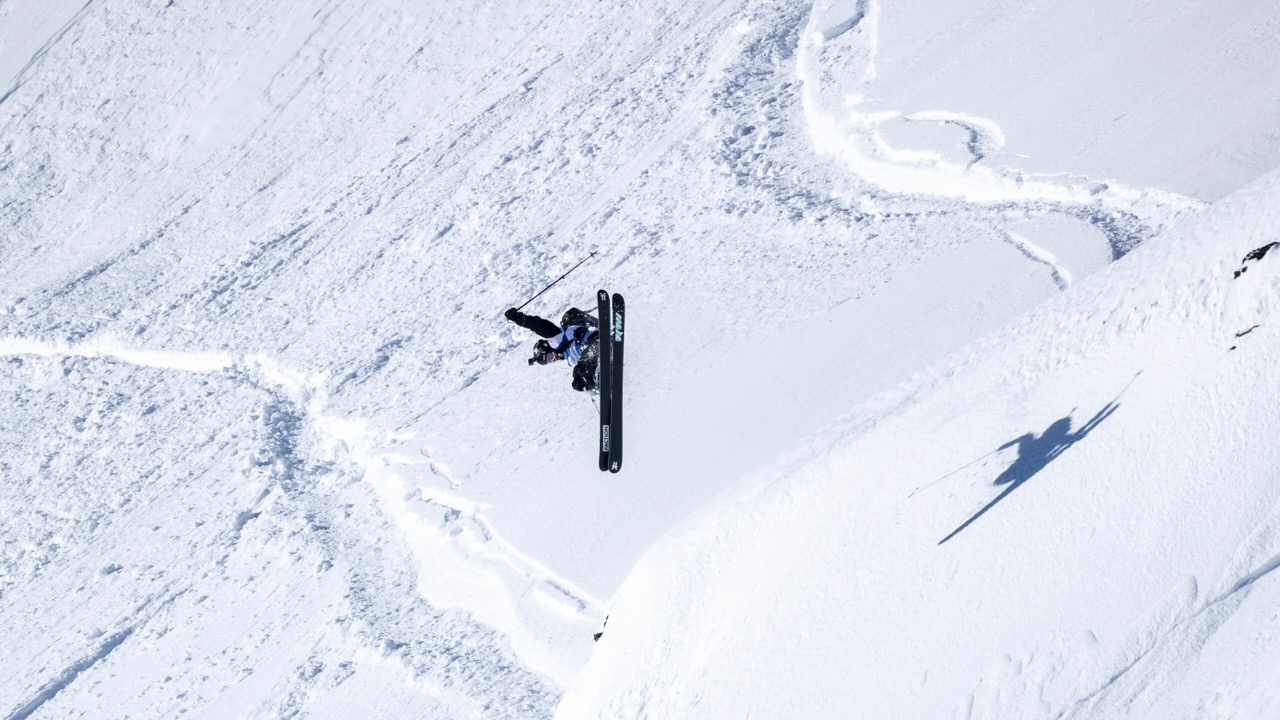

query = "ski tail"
597;289;612;472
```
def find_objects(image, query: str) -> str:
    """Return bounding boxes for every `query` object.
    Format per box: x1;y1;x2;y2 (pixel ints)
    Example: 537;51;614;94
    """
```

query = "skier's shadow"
938;399;1120;545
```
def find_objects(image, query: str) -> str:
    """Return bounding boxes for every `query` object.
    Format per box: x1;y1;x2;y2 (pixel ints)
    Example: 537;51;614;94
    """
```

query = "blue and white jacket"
550;325;598;364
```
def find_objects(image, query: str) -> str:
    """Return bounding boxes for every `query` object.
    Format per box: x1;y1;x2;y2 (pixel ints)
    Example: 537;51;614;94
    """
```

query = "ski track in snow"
0;336;602;687
8;628;134;720
1051;497;1280;719
0;0;95;107
794;0;1204;271
1003;231;1071;290
6;587;187;720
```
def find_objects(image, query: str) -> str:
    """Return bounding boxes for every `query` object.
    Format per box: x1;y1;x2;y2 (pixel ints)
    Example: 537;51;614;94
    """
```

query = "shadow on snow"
938;399;1120;545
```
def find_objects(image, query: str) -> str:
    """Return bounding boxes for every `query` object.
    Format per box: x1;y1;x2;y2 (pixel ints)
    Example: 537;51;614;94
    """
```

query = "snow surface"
2;0;1279;717
558;164;1280;720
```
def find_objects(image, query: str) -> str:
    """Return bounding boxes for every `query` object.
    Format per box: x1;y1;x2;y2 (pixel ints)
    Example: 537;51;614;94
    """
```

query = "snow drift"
558;169;1280;718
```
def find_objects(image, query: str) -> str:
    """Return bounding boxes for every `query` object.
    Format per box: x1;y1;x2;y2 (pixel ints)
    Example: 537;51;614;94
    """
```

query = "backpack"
560;307;597;329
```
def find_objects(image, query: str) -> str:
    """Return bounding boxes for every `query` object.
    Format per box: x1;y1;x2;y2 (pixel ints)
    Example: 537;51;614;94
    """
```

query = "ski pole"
512;251;597;312
906;446;1006;498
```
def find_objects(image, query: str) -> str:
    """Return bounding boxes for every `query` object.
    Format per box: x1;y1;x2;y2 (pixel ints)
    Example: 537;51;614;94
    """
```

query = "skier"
505;306;600;392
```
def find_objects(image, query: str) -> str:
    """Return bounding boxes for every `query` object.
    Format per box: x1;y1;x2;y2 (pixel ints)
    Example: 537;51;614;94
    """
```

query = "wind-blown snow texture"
3;0;1280;718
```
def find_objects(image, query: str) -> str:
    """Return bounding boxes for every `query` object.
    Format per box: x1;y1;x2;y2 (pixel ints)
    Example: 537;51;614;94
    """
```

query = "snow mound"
558;169;1280;718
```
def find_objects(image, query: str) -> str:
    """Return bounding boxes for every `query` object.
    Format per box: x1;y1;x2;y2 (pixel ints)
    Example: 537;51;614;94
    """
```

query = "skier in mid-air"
505;306;599;391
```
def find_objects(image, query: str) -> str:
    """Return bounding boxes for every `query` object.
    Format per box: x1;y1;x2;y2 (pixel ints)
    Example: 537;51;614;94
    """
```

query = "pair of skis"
596;290;624;473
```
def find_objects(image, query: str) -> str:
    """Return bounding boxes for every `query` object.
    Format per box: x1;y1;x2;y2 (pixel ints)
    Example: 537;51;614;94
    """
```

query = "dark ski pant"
507;310;560;339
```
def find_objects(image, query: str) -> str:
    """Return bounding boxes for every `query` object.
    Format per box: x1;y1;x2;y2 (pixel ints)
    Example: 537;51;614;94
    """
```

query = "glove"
572;361;596;392
504;308;520;322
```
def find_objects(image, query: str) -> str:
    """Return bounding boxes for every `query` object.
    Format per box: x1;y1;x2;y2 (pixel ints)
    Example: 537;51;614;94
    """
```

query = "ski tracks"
5;587;187;720
7;628;134;720
0;336;602;701
954;497;1280;720
795;0;1203;276
1004;231;1071;290
0;0;95;108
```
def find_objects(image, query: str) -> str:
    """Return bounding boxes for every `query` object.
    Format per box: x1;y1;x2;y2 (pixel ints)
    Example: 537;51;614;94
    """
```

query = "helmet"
528;339;562;366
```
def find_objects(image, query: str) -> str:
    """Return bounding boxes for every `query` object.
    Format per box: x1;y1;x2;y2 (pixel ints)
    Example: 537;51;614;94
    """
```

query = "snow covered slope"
833;0;1280;202
3;0;1280;717
558;167;1280;718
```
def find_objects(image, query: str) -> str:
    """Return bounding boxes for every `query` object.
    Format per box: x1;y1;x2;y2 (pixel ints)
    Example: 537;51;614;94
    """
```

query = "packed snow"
3;0;1280;718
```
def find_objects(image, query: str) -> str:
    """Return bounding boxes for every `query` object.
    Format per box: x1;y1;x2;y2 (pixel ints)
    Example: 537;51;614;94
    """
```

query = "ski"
608;293;624;473
597;289;612;472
